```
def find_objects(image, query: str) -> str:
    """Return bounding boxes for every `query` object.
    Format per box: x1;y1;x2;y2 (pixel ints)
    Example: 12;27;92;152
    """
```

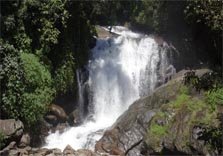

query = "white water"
44;26;175;150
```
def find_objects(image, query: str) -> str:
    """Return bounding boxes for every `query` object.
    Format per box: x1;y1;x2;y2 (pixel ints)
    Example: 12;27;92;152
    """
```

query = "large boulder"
29;119;52;147
0;119;24;143
0;141;16;155
68;109;82;126
95;69;216;156
48;104;68;122
18;133;30;148
63;145;75;155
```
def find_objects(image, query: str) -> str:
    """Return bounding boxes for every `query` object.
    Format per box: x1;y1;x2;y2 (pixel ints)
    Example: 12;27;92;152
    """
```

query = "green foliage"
133;0;165;32
147;111;169;152
184;71;222;92
206;88;223;110
191;125;223;153
184;0;223;32
20;52;55;125
179;85;190;95
1;0;99;129
168;85;218;125
150;124;167;137
171;92;190;109
21;53;52;88
87;1;138;26
183;70;199;87
187;98;206;112
1;42;25;119
54;53;75;94
22;0;69;52
146;81;222;153
0;46;55;126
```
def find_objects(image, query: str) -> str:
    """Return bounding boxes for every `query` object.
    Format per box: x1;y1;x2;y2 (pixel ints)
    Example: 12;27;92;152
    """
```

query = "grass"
150;124;167;137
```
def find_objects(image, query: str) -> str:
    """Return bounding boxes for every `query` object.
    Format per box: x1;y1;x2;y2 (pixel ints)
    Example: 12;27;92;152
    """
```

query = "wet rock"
7;149;19;156
24;146;32;151
0;141;16;155
75;149;96;156
52;148;62;156
95;26;118;39
19;133;30;147
68;109;82;126
31;148;53;155
0;119;24;143
49;104;68;122
96;69;213;156
95;75;182;155
29;119;52;147
51;123;69;134
153;35;164;46
1;146;30;156
63;145;75;155
17;147;29;155
44;115;58;126
192;126;205;140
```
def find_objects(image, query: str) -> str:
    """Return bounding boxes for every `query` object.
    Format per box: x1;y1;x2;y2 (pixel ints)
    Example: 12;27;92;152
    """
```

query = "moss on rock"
145;85;223;155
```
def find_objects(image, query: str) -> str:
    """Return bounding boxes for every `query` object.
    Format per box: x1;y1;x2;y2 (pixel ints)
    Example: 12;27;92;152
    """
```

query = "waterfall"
76;70;84;120
44;26;175;150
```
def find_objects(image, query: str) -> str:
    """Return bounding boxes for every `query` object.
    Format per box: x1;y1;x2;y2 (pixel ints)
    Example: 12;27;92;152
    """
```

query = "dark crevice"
125;139;143;155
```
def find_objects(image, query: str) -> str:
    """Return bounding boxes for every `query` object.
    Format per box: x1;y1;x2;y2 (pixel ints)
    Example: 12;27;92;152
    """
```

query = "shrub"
0;49;55;126
183;71;222;92
206;88;223;110
184;0;223;32
133;0;165;32
20;52;55;125
1;43;25;119
183;70;199;87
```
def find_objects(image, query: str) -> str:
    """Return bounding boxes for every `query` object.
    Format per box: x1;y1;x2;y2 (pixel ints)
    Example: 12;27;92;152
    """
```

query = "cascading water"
44;26;175;150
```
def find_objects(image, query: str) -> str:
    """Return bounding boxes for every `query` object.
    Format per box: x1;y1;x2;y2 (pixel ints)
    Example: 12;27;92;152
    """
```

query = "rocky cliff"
95;69;223;156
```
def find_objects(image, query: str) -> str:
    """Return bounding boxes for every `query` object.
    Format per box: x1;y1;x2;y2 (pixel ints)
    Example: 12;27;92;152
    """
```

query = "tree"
184;0;223;32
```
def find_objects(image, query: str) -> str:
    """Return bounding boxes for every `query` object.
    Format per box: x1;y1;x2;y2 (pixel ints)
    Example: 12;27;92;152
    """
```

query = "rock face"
0;119;24;143
145;85;223;155
95;70;184;156
95;69;221;156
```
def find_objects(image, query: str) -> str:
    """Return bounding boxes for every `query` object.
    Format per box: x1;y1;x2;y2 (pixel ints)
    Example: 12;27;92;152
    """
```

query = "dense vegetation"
147;71;223;154
0;0;96;127
0;0;222;136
